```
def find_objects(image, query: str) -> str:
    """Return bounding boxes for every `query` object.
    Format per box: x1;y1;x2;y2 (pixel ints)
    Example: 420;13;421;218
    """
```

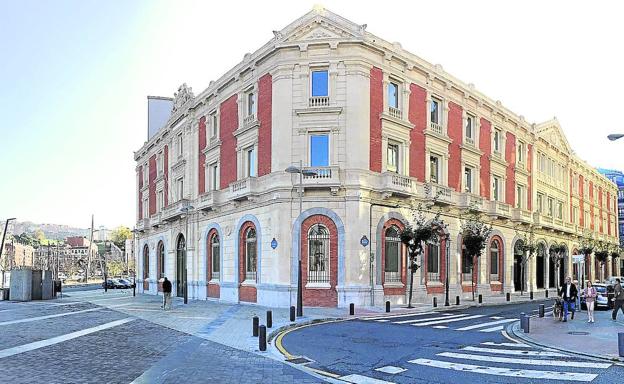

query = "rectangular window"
157;190;164;211
311;70;328;97
465;114;475;143
462;249;472;281
516;185;525;209
430;155;440;184
430;98;441;124
537;193;544;213
177;178;184;201
492;176;501;201
310;134;329;167
493;129;501;153
210;112;218;138
246;91;256;116
387;143;399;173
245;147;256;178
210;163;218;191
177;134;183;158
490;242;499;280
557;201;563;220
143;198;148;218
548;197;554;217
517;141;525;164
427;243;440;281
464;167;473;193
388;82;399;109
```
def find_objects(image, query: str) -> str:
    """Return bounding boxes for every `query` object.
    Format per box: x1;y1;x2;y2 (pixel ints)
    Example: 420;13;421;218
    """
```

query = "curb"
506;321;624;364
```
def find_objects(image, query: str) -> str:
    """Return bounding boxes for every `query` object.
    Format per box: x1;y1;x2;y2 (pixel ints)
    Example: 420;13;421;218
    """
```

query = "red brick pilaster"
258;73;272;176
369;67;383;172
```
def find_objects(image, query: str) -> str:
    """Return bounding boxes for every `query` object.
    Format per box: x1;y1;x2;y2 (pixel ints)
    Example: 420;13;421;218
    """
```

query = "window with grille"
157;242;165;278
211;234;220;280
462;248;472;281
245;228;257;281
427;242;440;282
308;224;330;283
490;240;499;282
384;226;401;283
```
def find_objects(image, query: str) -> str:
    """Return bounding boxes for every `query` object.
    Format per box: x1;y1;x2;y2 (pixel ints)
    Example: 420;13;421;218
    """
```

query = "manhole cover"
568;331;590;336
287;357;312;364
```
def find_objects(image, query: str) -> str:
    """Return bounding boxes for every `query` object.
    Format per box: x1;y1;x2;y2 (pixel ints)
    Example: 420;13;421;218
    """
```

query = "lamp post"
608;134;624;141
445;233;451;306
0;218;16;289
285;161;317;317
181;204;195;305
368;202;399;307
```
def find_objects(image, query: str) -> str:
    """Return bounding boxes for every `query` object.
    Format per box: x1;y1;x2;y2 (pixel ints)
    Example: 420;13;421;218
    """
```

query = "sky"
1;0;623;229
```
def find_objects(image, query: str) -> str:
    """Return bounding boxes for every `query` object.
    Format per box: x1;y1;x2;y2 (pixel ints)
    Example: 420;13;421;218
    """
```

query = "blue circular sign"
271;238;278;249
360;235;369;247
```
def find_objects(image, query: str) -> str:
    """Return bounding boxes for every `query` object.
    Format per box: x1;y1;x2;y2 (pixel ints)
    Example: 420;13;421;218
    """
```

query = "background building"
597;168;624;276
134;7;619;307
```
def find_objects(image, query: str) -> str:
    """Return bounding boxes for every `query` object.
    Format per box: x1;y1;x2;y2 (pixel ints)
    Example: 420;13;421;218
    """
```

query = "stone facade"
133;7;619;308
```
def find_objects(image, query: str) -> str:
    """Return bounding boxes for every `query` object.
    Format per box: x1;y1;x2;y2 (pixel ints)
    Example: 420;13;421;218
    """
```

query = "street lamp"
285;160;317;317
608;134;624;141
445;233;451;306
180;204;195;305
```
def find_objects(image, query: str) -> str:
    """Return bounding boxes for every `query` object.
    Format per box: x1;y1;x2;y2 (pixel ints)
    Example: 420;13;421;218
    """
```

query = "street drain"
567;331;590;335
287;357;312;364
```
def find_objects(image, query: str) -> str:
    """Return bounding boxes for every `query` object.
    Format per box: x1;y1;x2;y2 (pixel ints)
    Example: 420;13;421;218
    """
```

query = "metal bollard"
618;333;624;357
290;306;295;322
478;294;482;304
545;289;548;298
455;296;460;305
524;314;530;333
385;300;390;313
259;325;267;351
252;316;259;337
349;303;355;316
506;292;511;302
433;297;437;307
530;291;534;300
520;312;526;332
266;310;272;328
539;304;545;318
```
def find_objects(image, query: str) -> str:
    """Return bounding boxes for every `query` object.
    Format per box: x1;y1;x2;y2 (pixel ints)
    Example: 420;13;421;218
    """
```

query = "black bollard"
618;333;624;357
545;289;549;298
530;291;534;300
455;296;460;305
259;325;267;351
506;292;510;302
539;304;545;318
523;314;530;333
520;312;526;332
266;310;273;328
252;316;259;337
290;306;295;322
433;297;437;307
349;303;355;316
385;300;390;313
478;294;482;304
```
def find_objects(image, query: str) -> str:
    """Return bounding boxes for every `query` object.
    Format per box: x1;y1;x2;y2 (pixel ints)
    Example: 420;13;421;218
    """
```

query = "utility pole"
86;214;94;283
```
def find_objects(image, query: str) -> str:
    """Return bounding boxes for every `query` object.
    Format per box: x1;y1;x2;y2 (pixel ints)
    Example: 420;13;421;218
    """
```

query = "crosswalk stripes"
455;318;517;331
413;314;484;327
360;311;519;332
461;346;568;357
394;313;468;325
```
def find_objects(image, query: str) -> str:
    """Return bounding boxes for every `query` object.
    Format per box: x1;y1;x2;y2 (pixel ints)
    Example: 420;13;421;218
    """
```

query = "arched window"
426;241;440;282
176;235;186;297
157;242;165;279
384;226;401;283
244;228;257;281
211;233;220;280
143;245;149;279
490;240;499;282
308;224;330;283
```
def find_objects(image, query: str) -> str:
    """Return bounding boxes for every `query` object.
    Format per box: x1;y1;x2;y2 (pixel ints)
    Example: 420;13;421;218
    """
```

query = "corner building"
134;7;619;308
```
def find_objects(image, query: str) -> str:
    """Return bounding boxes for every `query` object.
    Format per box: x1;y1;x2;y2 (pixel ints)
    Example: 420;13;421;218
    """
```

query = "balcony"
429;122;443;135
388;106;402;120
136;218;149;232
229;177;259;201
465;137;475;146
425;183;453;205
162;199;191;221
309;96;330;108
300;166;341;194
533;213;554;229
381;172;415;197
243;114;258;128
458;193;484;211
150;212;162;228
511;208;533;224
486;201;511;219
197;191;214;211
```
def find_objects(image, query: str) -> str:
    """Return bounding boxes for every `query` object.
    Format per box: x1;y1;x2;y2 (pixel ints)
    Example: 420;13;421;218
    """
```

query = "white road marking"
374;366;407;374
462;346;567;357
394;313;469;324
0;318;135;359
479;325;504;332
432;325;448;329
0;307;103;326
340;374;395;383
376;319;390;322
437;352;612;369
481;342;530;348
455;318;517;331
364;311;440;321
408;359;597;382
413;314;484;327
490;316;504;319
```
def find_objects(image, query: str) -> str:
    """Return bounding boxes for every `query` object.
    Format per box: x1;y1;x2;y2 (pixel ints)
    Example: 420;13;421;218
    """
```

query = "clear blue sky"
1;0;623;229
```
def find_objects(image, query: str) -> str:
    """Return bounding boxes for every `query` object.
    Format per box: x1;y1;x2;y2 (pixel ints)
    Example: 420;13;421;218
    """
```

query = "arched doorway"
513;240;524;292
142;244;149;291
176;234;186;298
488;237;504;292
157;241;165;292
207;229;220;298
238;222;258;303
536;243;546;289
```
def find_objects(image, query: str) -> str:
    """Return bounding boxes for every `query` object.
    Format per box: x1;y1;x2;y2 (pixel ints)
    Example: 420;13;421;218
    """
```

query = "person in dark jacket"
612;278;624;320
162;277;172;311
559;276;578;322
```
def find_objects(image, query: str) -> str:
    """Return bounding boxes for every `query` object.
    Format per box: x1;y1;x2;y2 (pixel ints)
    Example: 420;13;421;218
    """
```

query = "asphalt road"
281;300;624;384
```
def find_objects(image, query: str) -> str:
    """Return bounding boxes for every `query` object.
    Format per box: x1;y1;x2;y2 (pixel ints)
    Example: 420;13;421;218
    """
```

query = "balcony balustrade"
162;199;191;221
229;177;258;201
487;201;511;219
388;106;402;120
381;172;415;197
309;96;330;107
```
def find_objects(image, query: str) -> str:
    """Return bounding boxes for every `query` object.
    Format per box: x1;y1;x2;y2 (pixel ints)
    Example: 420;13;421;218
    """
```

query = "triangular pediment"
276;7;365;44
536;118;572;154
286;20;358;42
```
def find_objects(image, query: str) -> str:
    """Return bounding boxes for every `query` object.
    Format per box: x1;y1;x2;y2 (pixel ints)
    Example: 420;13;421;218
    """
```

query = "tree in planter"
517;226;537;296
578;234;595;288
460;209;492;301
549;243;565;292
400;202;446;308
593;240;609;283
610;244;621;278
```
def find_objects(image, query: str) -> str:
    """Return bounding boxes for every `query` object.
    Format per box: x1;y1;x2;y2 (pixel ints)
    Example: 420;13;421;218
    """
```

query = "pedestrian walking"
558;276;578;322
582;281;597;323
162;277;172;311
612;278;624;320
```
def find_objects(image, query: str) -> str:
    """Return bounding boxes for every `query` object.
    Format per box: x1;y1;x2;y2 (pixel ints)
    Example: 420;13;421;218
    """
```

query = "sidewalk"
511;306;624;361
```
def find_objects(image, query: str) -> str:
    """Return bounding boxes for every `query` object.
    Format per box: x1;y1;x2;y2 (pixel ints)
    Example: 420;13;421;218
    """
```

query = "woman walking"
583;281;597;323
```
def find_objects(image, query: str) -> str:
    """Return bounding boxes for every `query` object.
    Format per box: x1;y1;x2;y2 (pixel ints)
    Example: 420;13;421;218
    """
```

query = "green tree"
106;261;125;277
111;226;132;249
33;229;46;243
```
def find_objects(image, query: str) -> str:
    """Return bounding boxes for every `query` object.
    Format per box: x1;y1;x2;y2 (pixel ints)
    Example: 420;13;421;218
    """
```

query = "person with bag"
582;281;597;323
559;276;578;322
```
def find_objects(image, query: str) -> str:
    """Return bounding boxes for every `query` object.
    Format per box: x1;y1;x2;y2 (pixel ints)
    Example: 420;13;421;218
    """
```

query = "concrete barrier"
9;269;32;301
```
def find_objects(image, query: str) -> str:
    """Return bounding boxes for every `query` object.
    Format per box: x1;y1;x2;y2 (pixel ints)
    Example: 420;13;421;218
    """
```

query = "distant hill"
1;220;89;240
